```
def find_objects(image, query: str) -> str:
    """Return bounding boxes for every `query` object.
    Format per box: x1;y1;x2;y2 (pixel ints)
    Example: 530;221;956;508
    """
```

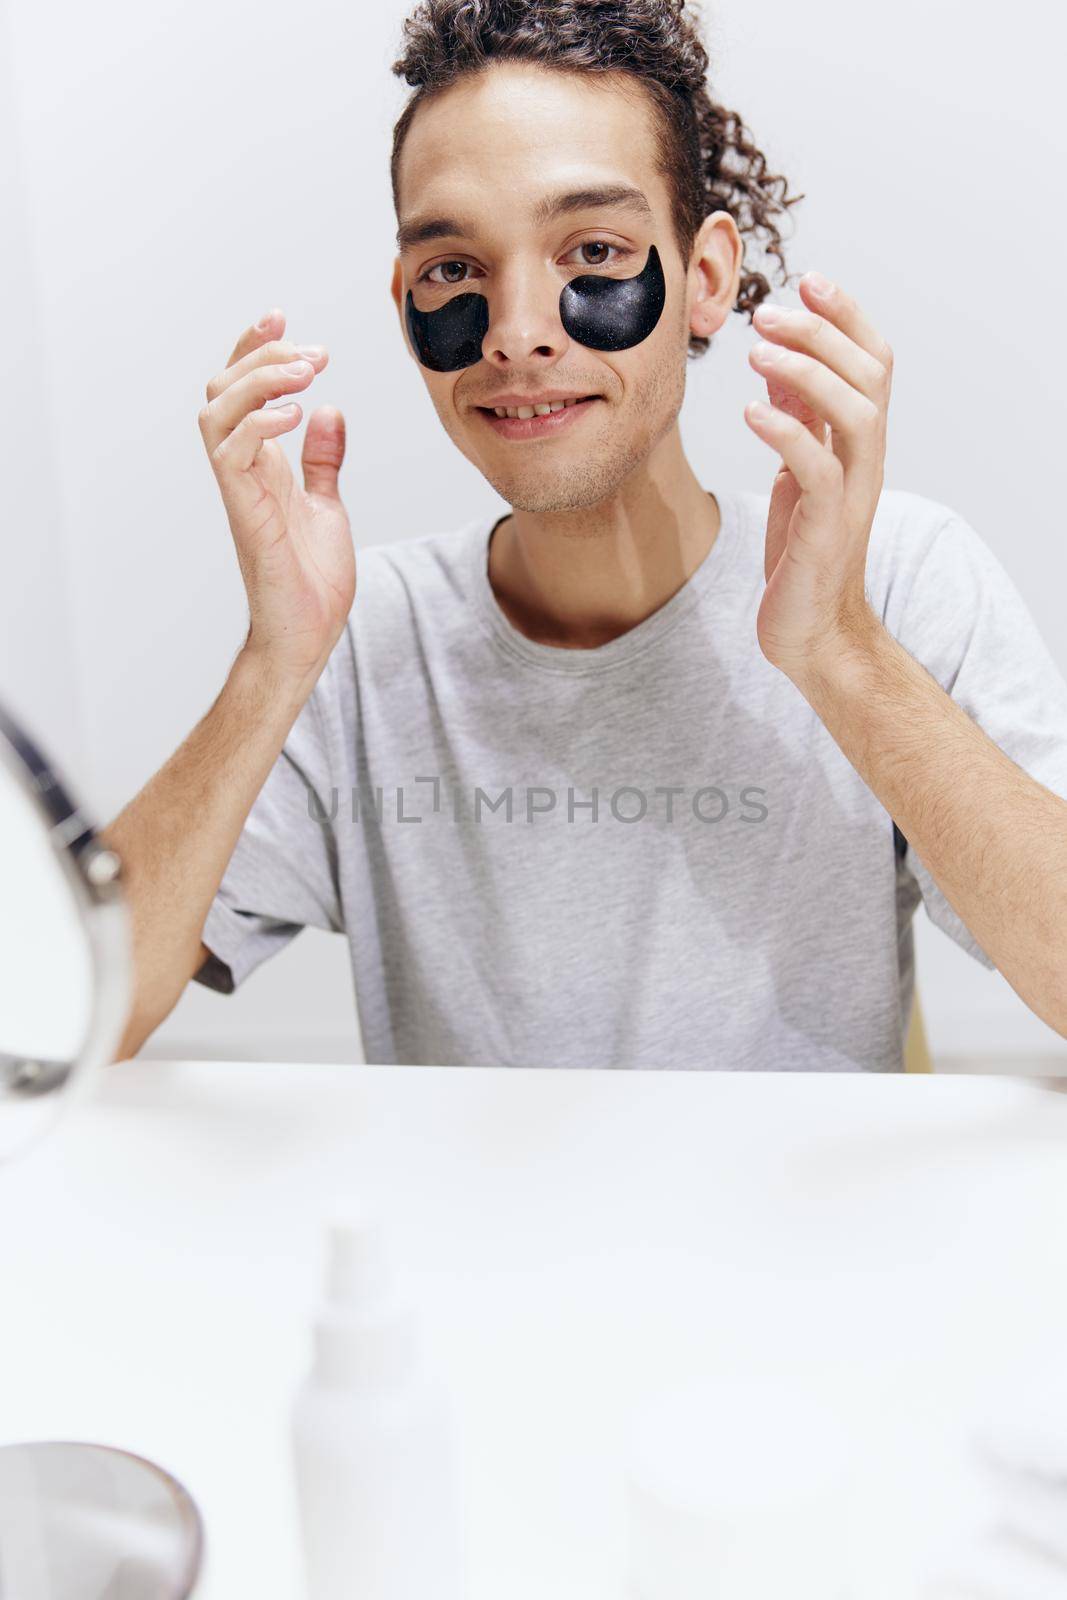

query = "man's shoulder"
328;512;496;675
726;484;957;549
356;514;487;585
869;486;962;552
347;512;495;621
863;488;981;622
734;482;991;633
730;483;967;587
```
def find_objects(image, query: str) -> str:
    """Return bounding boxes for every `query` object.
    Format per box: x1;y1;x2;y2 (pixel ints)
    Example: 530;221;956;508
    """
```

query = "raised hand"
743;273;893;687
198;307;355;687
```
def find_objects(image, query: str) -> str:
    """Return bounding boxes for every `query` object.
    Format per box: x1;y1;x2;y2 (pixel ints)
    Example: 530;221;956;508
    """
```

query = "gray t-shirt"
195;487;1067;1070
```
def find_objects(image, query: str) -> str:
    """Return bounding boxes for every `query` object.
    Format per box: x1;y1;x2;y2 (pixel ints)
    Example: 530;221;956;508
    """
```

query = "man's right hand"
198;308;355;687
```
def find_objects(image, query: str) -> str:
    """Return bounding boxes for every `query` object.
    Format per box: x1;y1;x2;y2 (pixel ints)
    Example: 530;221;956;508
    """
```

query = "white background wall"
3;0;1065;1065
0;0;82;774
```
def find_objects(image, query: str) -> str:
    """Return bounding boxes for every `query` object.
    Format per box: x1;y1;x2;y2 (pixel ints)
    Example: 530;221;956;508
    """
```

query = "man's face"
391;63;699;514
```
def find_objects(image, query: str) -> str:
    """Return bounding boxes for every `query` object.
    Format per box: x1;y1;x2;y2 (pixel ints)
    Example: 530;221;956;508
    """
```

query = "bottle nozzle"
312;1212;418;1388
325;1215;390;1307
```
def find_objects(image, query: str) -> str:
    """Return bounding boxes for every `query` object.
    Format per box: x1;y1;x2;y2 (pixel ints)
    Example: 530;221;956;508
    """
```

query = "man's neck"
486;426;721;649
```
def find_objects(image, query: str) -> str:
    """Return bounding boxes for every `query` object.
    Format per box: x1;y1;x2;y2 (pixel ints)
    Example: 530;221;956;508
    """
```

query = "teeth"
492;398;584;418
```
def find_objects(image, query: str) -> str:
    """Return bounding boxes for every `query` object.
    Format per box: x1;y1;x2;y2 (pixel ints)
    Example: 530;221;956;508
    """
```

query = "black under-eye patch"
404;244;666;372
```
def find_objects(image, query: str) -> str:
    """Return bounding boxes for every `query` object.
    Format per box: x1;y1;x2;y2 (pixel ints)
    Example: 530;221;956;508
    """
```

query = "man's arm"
740;274;1067;1036
796;614;1067;1038
101;301;355;1059
101;646;315;1061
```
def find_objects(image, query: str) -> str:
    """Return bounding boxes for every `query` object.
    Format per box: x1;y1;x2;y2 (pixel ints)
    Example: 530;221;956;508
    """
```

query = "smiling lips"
477;392;600;419
477;395;601;437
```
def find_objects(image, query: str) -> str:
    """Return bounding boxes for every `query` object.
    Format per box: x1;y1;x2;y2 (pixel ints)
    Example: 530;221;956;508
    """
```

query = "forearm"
100;645;316;1058
796;616;1067;1037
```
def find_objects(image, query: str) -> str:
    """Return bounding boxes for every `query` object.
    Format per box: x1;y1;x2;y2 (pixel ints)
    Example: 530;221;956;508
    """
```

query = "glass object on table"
0;697;204;1597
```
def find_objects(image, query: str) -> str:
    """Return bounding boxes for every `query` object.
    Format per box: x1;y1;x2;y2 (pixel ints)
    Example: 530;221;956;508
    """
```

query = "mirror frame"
0;1438;204;1599
0;698;131;1097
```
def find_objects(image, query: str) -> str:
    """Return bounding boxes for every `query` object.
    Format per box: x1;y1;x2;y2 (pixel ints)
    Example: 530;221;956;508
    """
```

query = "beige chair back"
904;988;933;1073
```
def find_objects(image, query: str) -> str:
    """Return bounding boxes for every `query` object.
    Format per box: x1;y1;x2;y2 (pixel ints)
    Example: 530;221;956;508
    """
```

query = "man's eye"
569;240;628;268
419;240;631;287
422;260;473;286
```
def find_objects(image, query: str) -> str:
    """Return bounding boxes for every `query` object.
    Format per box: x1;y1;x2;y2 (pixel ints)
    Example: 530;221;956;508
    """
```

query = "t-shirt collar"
466;489;743;674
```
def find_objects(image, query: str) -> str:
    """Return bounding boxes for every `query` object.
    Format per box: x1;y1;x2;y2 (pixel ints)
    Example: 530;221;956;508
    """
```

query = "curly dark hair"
389;0;805;358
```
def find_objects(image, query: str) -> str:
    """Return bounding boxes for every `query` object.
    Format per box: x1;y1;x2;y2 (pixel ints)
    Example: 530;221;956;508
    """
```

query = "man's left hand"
744;272;894;685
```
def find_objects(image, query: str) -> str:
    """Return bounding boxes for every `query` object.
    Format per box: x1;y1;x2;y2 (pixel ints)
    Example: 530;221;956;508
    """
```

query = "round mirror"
0;1441;203;1599
0;698;131;1161
0;701;204;1594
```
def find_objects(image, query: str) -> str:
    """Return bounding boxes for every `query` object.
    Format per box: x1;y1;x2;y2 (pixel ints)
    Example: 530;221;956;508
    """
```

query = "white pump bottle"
290;1215;464;1600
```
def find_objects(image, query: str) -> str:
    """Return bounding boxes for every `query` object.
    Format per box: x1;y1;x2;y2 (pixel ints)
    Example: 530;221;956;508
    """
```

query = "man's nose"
481;262;570;365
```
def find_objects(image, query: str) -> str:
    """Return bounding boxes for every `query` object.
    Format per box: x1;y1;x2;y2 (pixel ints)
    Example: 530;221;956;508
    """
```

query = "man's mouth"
473;395;603;440
476;394;601;419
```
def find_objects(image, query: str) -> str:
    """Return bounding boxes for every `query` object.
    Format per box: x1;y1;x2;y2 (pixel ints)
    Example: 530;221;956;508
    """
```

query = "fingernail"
283;360;312;375
295;344;325;360
256;309;276;330
805;272;832;297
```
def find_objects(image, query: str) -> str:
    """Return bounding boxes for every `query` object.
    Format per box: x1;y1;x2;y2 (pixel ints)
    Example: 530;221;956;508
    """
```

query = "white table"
2;1063;1067;1599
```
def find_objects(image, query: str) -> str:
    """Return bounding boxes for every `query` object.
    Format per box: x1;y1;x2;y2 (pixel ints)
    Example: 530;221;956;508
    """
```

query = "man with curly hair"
108;0;1067;1071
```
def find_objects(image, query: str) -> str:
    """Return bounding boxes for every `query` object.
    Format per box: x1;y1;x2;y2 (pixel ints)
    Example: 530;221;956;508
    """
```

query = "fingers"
301;407;347;500
224;307;286;371
744;401;842;555
198;308;338;533
199;349;326;455
210;403;303;536
216;400;304;475
763;373;828;445
752;301;889;405
749;341;882;473
747;277;892;483
797;274;894;378
206;330;327;407
203;305;328;443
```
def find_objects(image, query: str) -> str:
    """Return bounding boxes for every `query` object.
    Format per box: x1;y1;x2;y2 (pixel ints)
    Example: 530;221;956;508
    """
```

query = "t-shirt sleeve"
193;663;344;995
878;495;1067;970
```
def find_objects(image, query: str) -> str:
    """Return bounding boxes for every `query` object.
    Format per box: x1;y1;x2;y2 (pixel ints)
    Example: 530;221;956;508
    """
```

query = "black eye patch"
404;244;666;373
559;242;666;352
403;284;488;374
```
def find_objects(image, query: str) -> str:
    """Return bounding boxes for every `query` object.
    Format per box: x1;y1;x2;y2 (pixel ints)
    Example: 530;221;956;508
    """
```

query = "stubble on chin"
476;355;686;514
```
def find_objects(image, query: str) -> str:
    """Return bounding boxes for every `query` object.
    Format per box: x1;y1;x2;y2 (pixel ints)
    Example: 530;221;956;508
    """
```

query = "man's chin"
491;485;612;516
479;459;633;516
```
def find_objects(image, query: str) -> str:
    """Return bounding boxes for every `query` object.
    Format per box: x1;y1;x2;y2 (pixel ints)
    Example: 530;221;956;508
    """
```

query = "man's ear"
688;211;744;341
391;257;415;360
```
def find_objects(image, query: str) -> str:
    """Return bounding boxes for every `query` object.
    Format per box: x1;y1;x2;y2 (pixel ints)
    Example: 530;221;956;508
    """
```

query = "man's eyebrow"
395;183;654;253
